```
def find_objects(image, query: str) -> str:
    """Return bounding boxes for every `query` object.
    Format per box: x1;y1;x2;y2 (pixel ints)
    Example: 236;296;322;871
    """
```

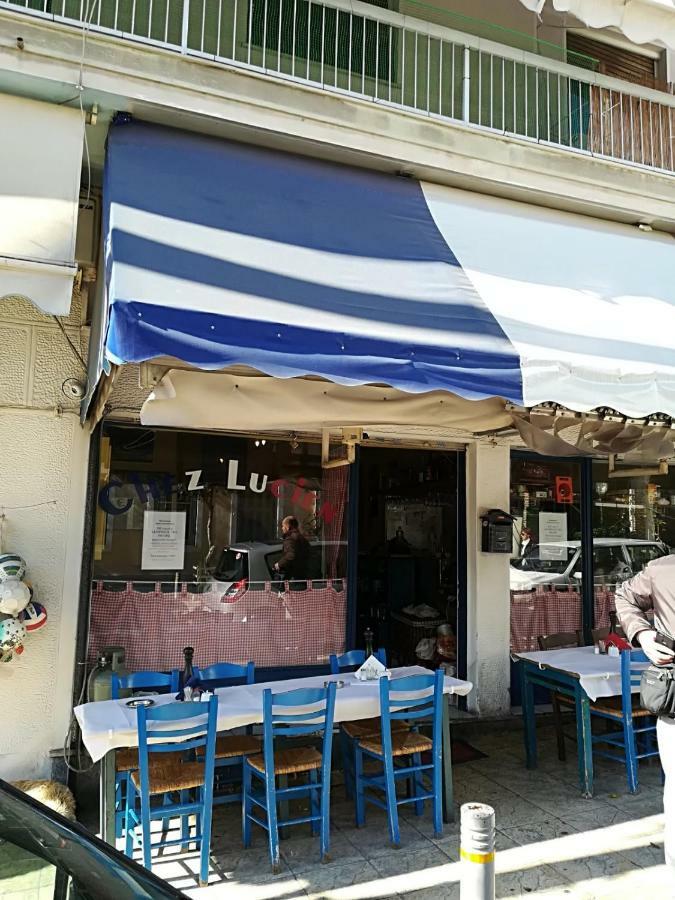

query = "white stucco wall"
465;442;512;717
0;293;90;780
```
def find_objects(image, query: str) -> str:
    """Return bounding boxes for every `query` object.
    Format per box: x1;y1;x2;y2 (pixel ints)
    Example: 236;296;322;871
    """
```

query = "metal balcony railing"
4;0;675;174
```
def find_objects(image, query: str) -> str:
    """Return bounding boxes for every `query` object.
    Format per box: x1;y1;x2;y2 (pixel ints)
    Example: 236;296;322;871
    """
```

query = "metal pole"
462;45;471;123
460;802;495;900
180;0;190;52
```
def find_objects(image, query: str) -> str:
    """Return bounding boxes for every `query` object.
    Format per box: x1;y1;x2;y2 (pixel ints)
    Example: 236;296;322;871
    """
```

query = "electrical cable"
62;594;97;775
53;316;88;373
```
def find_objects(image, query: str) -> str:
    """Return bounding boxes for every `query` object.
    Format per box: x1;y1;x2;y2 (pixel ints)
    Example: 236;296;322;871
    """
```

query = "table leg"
520;662;537;769
99;751;116;845
442;694;454;824
574;686;594;799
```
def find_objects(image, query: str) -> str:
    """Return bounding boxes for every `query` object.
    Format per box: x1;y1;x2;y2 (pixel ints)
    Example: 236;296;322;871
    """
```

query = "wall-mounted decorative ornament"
0;577;31;616
0;614;26;662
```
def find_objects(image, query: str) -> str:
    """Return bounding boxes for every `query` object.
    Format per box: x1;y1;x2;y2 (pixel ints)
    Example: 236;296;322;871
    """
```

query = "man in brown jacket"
273;516;310;581
615;553;675;874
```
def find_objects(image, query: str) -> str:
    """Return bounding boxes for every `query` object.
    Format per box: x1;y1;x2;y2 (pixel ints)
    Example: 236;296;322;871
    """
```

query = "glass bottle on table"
364;628;374;659
182;646;195;700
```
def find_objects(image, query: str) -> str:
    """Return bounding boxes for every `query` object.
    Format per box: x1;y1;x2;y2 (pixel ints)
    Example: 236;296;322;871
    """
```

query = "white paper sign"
141;511;186;570
538;512;568;560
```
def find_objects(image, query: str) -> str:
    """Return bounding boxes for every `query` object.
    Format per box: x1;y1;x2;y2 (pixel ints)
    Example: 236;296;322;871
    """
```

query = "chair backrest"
261;683;337;773
380;670;444;753
329;648;387;674
136;697;219;798
537;632;581;651
194;661;255;690
620;648;649;718
111;670;179;700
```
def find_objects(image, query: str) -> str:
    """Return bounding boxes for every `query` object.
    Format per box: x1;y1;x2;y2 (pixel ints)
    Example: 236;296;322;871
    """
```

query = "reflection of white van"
204;541;346;597
510;539;669;591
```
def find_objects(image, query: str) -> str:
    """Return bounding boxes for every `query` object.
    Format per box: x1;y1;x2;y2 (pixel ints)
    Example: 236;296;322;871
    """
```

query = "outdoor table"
513;646;646;798
75;665;472;845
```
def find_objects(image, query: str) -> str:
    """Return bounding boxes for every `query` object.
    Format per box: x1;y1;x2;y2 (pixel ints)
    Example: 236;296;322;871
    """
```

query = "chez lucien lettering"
98;459;337;524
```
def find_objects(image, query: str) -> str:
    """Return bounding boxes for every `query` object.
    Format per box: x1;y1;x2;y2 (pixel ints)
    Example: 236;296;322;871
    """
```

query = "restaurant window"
591;459;674;630
88;425;349;672
509;456;584;653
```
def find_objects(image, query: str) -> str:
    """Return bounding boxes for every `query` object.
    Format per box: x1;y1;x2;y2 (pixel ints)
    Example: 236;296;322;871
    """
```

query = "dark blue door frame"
510;450;595;705
346;445;360;651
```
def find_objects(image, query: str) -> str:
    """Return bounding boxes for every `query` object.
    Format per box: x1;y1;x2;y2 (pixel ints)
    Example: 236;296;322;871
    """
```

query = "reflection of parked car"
204;540;346;597
510;538;669;591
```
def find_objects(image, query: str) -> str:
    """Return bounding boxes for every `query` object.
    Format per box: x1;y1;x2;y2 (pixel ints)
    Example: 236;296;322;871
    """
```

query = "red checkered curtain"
510;588;583;653
88;580;346;670
321;466;349;578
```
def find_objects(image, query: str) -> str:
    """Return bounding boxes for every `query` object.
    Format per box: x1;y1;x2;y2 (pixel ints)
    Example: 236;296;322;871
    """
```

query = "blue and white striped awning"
104;120;675;418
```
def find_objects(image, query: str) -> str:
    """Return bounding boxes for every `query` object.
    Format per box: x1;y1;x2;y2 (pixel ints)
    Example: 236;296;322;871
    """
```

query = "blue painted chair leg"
140;788;153;871
340;730;354;799
320;770;331;861
309;769;320;835
354;746;366;827
264;771;281;871
199;787;213;886
242;764;252;849
623;716;639;793
432;746;443;838
124;782;135;858
180;789;190;847
412;752;424;816
382;751;400;847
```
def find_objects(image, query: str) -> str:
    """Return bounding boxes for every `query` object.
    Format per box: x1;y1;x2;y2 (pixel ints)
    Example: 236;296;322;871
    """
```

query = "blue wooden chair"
330;648;398;798
124;696;218;885
329;648;387;674
243;682;337;871
194;661;260;805
590;648;659;793
354;669;444;846
111;670;180;839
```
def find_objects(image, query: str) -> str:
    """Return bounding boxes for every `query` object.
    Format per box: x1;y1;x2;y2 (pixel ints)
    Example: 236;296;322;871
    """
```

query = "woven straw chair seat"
215;734;261;759
341;717;408;740
247;747;322;776
590;695;652;718
359;730;432;757
130;760;205;795
116;748;183;773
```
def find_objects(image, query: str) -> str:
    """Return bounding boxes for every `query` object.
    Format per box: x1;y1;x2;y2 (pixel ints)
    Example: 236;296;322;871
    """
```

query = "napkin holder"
355;654;388;682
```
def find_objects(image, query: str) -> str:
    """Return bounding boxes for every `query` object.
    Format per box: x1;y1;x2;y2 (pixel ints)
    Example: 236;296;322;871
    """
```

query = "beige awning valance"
140;369;512;438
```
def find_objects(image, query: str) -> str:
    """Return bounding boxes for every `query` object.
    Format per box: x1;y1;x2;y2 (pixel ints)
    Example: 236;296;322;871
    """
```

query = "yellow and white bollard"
460;802;495;900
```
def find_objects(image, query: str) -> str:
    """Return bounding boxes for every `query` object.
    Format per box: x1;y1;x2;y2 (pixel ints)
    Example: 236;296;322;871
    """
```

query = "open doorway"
356;447;464;675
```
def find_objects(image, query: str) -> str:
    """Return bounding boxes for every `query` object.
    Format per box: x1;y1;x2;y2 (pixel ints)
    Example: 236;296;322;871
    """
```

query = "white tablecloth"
515;647;646;701
75;666;473;762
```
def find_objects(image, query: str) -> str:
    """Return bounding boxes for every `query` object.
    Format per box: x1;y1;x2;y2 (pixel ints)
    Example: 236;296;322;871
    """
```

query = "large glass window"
509;456;584;653
591;459;673;630
89;425;349;671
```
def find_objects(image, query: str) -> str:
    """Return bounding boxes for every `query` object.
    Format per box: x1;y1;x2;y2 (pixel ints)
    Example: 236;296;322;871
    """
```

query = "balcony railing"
4;0;675;174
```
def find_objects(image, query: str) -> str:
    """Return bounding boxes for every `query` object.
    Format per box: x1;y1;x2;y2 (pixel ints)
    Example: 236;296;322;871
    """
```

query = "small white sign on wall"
141;510;186;570
538;512;568;560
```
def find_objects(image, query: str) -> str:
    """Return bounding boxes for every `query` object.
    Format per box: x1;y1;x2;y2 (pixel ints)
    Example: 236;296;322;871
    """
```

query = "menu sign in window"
538;512;568;560
141;511;186;570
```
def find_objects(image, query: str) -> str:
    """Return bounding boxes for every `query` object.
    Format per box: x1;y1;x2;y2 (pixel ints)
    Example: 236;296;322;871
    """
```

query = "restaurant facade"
73;115;675;725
